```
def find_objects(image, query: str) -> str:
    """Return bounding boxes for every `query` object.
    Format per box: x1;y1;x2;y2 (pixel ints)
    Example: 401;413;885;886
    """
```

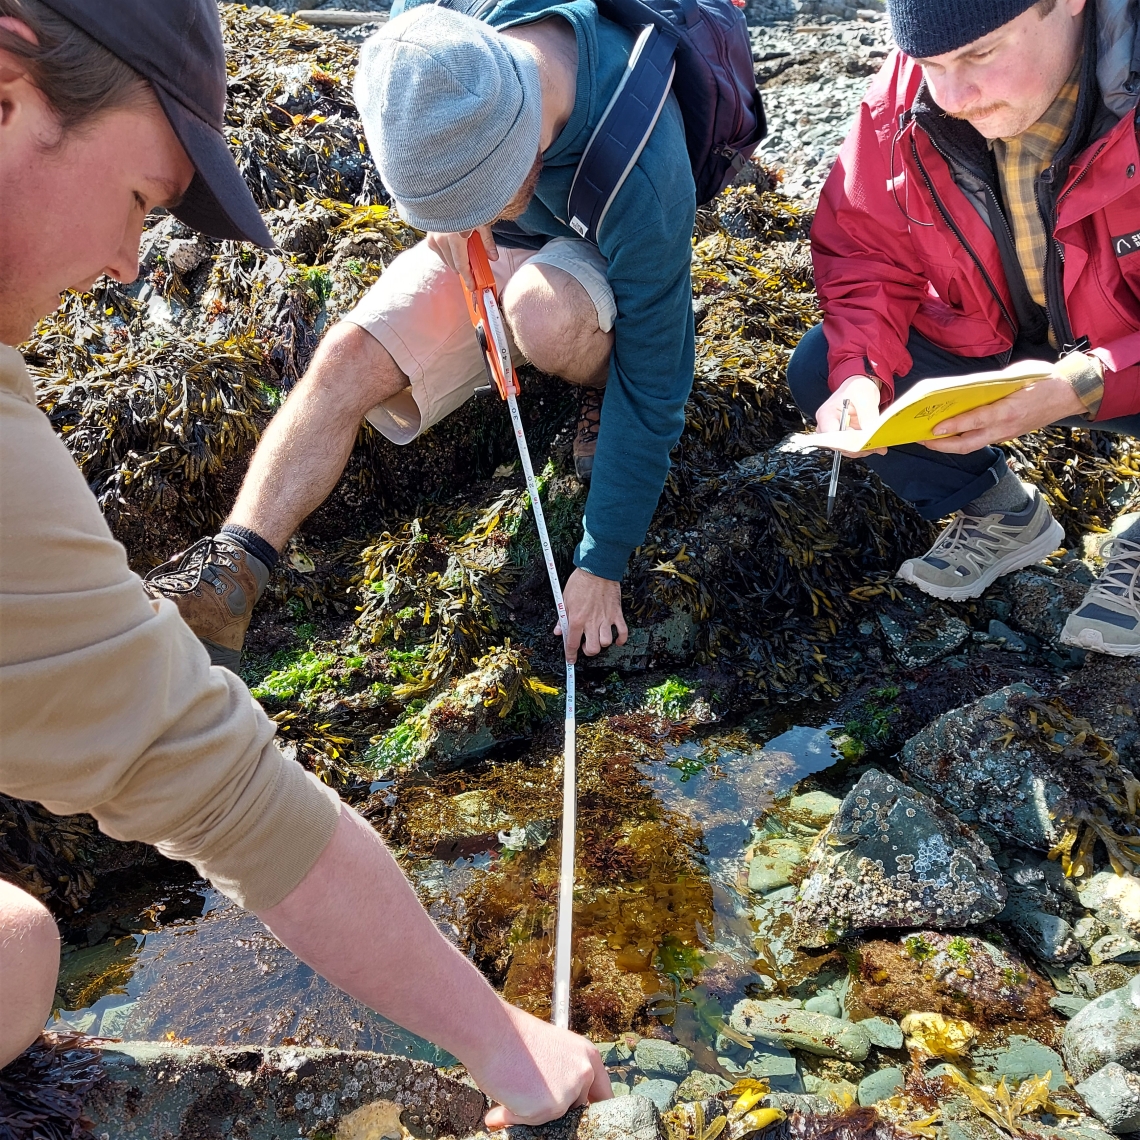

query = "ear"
0;16;38;46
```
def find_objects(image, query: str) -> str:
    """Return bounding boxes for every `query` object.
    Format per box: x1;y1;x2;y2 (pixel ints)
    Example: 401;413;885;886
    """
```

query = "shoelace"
925;511;1024;573
577;388;603;446
143;536;230;595
1083;535;1140;611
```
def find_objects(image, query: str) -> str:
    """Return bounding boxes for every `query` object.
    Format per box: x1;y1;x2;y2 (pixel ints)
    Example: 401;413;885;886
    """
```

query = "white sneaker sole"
896;517;1066;602
1059;626;1140;658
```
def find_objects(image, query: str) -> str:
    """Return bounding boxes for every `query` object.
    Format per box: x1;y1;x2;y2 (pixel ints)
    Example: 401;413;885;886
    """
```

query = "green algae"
647;676;698;719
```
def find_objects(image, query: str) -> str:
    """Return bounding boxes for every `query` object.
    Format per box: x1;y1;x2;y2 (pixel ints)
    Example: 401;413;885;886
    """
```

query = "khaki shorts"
344;236;616;444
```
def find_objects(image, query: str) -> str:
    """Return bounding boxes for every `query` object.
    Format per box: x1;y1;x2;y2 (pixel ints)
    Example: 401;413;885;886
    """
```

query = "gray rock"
596;1041;617;1066
634;1038;691;1077
749;837;810;894
632;1081;679;1113
974;1035;1065;1090
804;992;842;1017
1073;964;1140;999
676;1070;732;1102
1009;569;1089;644
1092;934;1140;966
901;684;1136;853
1051;994;1091;1019
1080;874;1140;940
610;1081;631;1097
729;999;871;1061
1063;975;1140;1082
987;620;1028;652
878;610;969;668
789;791;843;826
1014;910;1083;965
998;851;1082;963
580;1094;665;1140
792;769;1006;944
858;1016;904;1051
1077;1063;1140;1133
857;1067;904;1106
1077;916;1112;949
96;1001;136;1038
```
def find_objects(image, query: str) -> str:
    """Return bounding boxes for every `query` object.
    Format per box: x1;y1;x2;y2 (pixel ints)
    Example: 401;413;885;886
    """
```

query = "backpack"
434;0;766;244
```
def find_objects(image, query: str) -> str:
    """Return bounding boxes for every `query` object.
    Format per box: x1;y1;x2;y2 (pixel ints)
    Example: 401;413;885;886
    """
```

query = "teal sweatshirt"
390;0;697;581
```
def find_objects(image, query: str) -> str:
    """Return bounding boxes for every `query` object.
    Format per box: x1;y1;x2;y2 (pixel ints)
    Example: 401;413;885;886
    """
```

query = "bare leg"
227;321;409;551
0;880;60;1068
502;264;612;388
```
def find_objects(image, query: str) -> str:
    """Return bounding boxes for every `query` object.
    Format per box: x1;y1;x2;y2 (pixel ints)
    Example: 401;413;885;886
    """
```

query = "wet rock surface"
1063;976;1140;1083
792;769;1006;944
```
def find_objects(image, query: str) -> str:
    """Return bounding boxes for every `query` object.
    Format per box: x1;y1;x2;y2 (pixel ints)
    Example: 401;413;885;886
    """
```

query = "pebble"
1076;1063;1140;1134
579;1095;663;1140
974;1036;1065;1090
1077;916;1112;949
749;837;810;894
1051;994;1091;1019
788;791;843;825
730;999;871;1061
1092;933;1140;966
1079;873;1140;939
631;1079;679;1112
610;1081;630;1097
804;992;842;1017
1064;975;1140;1082
634;1038;691;1077
857;1066;904;1106
676;1070;733;1102
596;1041;617;1065
858;1016;904;1051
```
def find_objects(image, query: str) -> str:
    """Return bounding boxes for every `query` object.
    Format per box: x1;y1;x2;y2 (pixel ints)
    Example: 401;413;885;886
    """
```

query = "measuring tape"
460;232;578;1030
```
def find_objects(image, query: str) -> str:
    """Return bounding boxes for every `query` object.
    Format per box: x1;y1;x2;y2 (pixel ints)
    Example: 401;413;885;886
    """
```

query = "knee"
302;320;408;411
0;882;60;1068
502;265;601;372
786;324;833;421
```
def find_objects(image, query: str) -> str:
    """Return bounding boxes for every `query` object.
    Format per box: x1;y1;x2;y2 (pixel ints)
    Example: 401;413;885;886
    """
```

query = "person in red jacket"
787;0;1140;656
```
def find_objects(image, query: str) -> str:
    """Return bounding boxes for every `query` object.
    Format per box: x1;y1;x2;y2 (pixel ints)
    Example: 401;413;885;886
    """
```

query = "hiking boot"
1061;532;1140;656
143;536;270;672
573;385;604;482
896;489;1064;601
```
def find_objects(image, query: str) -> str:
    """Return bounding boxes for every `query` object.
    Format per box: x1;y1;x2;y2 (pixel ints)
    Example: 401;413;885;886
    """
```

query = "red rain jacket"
811;20;1140;422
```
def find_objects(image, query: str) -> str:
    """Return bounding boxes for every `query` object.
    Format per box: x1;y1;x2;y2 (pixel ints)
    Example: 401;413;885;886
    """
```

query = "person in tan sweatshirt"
0;0;610;1122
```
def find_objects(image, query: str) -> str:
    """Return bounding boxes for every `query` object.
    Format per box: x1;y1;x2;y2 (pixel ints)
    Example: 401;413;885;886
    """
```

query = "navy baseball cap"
37;0;272;247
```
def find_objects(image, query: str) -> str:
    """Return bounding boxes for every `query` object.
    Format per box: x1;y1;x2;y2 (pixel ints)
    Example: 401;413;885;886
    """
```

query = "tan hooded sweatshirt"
0;343;341;911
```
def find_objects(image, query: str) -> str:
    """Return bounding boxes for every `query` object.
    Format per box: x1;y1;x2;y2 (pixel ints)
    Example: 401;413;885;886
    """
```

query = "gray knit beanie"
355;7;542;233
887;0;1039;58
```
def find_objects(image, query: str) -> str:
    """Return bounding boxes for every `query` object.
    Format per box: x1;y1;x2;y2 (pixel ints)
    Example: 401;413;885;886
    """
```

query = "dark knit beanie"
887;0;1040;58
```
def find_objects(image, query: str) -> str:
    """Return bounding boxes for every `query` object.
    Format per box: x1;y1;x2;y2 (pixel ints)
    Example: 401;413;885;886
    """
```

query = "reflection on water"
49;708;843;1076
50;886;450;1065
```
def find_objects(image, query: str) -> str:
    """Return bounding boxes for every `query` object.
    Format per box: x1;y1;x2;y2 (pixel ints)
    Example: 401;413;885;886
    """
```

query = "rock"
803;1076;860;1101
746;1043;801;1084
1063;975;1140;1081
1079;874;1140;939
788;791;843;826
857;1067;904;1106
998;851;1083;963
1051;994;1091;1019
1093;934;1140;966
900;1013;977;1060
792;769;1006;944
1076;1063;1140;1133
749;837;810;894
611;1081;631;1097
1073;964;1140;1000
878;608;969;668
900;684;1135;853
632;1080;679;1113
97;1001;136;1038
1077;916;1112;949
596;1042;617;1065
804;993;842;1017
676;1070;733;1102
616;1034;637;1061
987;620;1028;653
1009;569;1089;644
973;1036;1065;1090
1012;911;1082;965
1061;655;1140;776
579;1094;666;1140
858;1016;904;1051
730;999;871;1061
592;607;697;671
634;1039;692;1078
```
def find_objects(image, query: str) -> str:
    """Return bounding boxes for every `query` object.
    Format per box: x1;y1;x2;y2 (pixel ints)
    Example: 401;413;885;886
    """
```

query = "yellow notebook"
787;361;1054;452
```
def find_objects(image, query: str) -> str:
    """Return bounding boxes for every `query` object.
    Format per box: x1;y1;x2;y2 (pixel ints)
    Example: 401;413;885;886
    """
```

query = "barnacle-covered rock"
791;769;1006;945
728;999;871;1061
900;685;1140;870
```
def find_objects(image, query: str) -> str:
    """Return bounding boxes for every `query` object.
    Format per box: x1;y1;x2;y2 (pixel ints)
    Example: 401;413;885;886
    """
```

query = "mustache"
947;102;1009;121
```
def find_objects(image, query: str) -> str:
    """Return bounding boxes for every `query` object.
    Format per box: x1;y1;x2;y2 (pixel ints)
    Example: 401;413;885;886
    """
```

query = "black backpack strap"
566;23;677;244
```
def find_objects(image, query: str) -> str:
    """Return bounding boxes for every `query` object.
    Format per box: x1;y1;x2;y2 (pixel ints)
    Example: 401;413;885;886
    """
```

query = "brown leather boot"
143;536;270;672
573;385;604;482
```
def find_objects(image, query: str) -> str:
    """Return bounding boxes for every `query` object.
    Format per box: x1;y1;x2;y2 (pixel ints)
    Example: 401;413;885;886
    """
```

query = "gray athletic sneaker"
1060;533;1140;656
896;489;1065;601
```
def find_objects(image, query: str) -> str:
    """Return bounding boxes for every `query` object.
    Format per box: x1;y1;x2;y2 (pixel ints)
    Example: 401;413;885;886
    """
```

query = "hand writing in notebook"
922;369;1085;454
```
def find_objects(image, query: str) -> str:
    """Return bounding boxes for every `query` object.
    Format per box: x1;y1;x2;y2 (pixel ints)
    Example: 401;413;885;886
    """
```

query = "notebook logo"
1114;230;1140;258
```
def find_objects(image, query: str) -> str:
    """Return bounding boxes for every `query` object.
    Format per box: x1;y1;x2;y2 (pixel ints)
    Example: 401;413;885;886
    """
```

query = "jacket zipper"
909;132;1019;349
1042;138;1110;351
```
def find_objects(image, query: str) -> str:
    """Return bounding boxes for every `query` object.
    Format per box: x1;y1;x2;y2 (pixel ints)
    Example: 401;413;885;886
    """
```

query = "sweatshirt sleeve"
574;110;697;581
0;348;341;913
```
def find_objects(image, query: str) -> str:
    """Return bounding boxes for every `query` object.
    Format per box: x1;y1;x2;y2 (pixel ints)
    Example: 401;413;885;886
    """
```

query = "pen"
826;399;851;522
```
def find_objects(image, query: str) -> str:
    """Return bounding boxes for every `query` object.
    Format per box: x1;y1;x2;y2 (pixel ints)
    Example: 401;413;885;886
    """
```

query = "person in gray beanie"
785;0;1140;657
148;0;700;671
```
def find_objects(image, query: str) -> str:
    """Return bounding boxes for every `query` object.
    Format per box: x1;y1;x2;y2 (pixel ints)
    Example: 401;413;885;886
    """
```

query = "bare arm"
257;806;611;1129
